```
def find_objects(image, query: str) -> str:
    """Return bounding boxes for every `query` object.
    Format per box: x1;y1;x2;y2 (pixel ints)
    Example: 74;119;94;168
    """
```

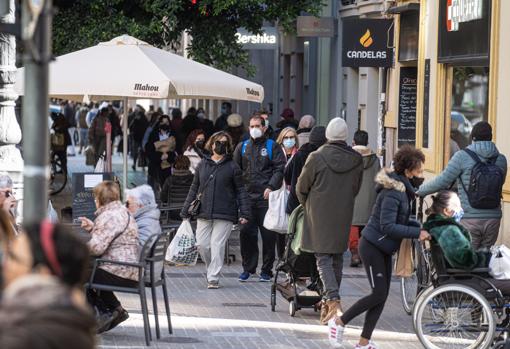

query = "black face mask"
195;140;205;149
214;141;227;156
410;176;425;189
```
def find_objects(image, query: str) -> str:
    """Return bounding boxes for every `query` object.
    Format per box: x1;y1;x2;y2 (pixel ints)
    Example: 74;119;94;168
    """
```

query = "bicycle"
400;197;433;315
49;150;68;195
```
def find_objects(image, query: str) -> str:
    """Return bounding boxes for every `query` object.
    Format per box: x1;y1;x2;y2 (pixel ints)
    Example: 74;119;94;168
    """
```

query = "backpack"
241;139;274;160
460;148;504;209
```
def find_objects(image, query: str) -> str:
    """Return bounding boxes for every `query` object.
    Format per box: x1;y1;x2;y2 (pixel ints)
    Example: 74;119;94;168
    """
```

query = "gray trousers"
461;218;501;250
196;219;233;283
315;253;344;300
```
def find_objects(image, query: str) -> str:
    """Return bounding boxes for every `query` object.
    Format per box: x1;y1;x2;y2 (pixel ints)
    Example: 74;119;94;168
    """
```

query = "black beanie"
309;126;327;146
471;121;492;141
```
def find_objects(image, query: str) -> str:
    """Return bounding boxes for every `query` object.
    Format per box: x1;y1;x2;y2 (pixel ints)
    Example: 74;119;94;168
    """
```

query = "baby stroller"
270;205;322;316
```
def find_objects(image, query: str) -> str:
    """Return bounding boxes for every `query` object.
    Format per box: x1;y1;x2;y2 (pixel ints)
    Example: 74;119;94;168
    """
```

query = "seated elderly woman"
79;181;139;333
423;190;510;296
0;174;18;233
125;184;161;246
0;219;95;349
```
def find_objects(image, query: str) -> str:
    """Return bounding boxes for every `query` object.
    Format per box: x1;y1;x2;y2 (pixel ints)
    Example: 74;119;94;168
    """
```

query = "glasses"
0;190;12;198
283;136;295;140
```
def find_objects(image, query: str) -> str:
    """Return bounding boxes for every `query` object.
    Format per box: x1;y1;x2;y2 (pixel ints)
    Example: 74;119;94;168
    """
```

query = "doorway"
443;66;489;164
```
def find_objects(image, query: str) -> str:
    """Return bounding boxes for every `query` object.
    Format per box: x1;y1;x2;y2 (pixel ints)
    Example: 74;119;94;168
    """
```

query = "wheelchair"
412;242;510;349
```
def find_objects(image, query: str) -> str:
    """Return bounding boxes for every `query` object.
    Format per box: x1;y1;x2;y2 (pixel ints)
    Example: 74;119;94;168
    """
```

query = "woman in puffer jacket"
181;131;251;289
328;145;431;349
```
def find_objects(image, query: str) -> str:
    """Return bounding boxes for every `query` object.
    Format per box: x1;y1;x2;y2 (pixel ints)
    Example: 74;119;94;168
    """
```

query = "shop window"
449;67;489;157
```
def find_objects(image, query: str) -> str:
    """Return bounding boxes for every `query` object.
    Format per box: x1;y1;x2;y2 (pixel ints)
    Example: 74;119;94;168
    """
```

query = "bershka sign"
342;19;394;68
447;0;483;31
236;27;277;50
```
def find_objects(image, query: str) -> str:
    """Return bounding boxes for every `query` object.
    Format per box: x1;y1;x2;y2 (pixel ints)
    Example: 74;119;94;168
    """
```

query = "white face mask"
250;127;263;139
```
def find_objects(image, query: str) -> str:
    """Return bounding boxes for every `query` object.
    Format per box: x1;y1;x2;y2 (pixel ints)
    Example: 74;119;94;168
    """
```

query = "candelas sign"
447;0;483;31
342;19;393;68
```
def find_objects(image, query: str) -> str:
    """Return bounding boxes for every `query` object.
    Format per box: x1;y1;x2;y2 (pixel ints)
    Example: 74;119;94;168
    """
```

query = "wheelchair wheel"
415;284;495;349
412;285;435;327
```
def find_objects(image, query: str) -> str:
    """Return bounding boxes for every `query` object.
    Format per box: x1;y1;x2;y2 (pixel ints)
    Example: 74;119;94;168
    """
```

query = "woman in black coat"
145;115;176;193
181;131;251;289
284;126;326;215
328;145;431;349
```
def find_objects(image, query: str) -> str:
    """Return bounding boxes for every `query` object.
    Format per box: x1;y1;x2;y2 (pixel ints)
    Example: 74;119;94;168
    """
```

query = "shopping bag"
395;238;414;277
137;150;147;168
85;146;95;166
263;184;289;234
489;245;510;280
165;220;198;266
94;153;106;173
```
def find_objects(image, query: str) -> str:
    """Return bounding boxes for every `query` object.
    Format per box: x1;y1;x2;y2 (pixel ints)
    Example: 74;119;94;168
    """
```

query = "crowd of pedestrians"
0;94;508;349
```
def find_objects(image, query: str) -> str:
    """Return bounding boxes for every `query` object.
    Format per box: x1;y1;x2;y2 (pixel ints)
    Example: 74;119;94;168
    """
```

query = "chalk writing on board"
398;67;418;147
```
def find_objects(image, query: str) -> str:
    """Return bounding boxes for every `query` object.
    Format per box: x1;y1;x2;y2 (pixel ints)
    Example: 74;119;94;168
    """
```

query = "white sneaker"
355;340;379;349
327;317;344;348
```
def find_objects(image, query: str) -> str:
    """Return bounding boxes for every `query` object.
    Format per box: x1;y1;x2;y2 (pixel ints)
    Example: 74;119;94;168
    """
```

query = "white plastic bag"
94;153;106;173
165;220;198;266
47;200;59;223
263;184;289;234
489;245;510;280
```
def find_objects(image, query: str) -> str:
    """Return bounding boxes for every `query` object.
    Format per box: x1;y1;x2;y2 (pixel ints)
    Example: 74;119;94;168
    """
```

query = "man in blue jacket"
418;122;507;249
234;114;286;282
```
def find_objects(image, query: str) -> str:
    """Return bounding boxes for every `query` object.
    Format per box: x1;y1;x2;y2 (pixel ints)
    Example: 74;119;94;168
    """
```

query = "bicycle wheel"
415;284;495;349
49;153;68;195
401;273;418;315
401;240;420;315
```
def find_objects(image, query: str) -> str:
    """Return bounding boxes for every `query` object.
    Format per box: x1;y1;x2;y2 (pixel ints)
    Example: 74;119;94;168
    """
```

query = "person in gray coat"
296;117;363;325
349;131;381;267
126;184;161;246
418;122;507;249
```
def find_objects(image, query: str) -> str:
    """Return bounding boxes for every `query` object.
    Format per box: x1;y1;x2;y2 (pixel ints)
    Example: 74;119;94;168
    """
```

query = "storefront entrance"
443;66;489;163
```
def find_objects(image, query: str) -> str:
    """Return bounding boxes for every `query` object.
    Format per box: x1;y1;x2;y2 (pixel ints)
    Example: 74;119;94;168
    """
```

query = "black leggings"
340;237;392;340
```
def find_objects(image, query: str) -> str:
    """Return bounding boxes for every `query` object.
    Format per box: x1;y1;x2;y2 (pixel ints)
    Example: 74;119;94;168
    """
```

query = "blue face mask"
283;138;296;149
453;208;464;222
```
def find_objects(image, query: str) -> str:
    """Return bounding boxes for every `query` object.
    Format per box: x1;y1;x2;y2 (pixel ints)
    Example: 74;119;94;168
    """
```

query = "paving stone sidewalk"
57;154;423;348
96;253;423;349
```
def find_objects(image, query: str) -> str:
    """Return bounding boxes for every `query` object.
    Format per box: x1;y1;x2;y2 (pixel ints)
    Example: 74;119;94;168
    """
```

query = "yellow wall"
494;0;510;244
410;0;510;244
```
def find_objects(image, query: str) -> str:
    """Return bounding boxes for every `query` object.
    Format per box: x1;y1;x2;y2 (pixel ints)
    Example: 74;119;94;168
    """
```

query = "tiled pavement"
55;153;424;348
98;258;423;349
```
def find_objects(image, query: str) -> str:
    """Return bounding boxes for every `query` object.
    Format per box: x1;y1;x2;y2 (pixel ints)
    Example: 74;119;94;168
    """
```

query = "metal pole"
122;97;128;195
22;0;52;222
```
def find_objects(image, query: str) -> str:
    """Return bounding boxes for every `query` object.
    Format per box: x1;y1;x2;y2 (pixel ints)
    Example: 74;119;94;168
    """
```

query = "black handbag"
137;149;147;168
187;169;217;218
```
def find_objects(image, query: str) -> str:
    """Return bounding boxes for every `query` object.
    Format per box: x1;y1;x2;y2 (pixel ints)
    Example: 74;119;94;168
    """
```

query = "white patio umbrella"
15;35;264;192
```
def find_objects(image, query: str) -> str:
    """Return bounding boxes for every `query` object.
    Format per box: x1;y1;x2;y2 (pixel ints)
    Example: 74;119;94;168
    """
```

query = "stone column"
0;0;24;219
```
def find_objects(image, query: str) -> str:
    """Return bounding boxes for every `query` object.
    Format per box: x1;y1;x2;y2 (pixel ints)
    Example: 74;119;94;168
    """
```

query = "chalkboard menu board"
72;173;113;221
398;67;418;147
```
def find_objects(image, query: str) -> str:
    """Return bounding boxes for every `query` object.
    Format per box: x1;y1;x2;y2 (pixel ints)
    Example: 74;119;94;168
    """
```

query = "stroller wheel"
289;300;297;317
271;284;276;312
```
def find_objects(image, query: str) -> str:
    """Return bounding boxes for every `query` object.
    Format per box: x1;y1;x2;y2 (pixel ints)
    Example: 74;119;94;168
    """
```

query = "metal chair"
87;230;174;345
145;230;174;339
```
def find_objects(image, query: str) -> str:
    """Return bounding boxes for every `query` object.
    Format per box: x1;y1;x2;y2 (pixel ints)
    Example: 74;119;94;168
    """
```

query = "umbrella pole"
122;97;129;196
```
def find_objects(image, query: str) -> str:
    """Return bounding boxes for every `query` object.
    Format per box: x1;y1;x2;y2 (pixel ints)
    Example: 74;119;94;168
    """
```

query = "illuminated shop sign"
447;0;483;31
342;19;394;68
